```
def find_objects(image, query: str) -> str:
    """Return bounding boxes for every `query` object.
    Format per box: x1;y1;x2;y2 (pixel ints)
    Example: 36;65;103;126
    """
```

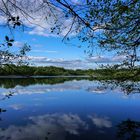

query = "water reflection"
0;80;105;96
0;77;91;89
0;113;114;140
0;78;139;140
0;91;14;121
117;119;140;140
99;80;140;95
0;113;88;140
88;114;112;128
0;78;140;95
1;112;139;140
0;108;6;121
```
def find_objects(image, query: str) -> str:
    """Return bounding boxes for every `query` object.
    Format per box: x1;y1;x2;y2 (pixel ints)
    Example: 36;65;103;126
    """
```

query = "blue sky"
0;25;125;69
0;0;126;69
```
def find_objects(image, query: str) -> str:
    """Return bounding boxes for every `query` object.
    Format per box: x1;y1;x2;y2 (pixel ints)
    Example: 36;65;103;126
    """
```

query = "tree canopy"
0;0;139;68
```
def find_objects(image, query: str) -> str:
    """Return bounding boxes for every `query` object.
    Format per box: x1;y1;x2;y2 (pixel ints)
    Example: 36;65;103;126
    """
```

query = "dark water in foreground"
0;78;140;140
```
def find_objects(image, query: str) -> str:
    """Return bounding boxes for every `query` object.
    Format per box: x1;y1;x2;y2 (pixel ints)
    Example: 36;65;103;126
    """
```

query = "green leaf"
11;17;15;21
5;36;9;41
8;43;12;46
10;39;14;42
16;22;21;26
17;16;19;20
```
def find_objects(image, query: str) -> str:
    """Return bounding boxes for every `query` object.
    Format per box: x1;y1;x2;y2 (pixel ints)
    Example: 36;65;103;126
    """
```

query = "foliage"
0;1;30;69
0;65;93;76
1;64;140;81
0;37;30;66
117;119;140;140
49;0;140;68
0;0;139;69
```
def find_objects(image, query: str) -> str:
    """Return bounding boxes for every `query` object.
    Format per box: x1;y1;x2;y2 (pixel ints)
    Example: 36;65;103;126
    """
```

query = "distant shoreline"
0;75;90;78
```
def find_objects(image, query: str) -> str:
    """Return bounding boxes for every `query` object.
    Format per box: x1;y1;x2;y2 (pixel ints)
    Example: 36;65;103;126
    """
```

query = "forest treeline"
0;65;140;80
0;65;93;76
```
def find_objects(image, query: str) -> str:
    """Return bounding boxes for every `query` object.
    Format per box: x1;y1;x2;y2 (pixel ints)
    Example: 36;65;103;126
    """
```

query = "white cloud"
7;54;125;69
0;49;126;69
0;15;7;24
88;114;112;128
26;55;126;69
27;56;89;69
31;50;58;53
0;0;79;38
112;55;126;62
86;55;126;63
28;26;52;37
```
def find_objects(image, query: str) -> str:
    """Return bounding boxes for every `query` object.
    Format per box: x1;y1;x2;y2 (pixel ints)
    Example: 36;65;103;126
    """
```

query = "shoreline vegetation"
0;65;140;81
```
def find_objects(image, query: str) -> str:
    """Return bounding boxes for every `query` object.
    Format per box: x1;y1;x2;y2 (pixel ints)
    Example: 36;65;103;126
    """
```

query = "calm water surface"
0;78;140;140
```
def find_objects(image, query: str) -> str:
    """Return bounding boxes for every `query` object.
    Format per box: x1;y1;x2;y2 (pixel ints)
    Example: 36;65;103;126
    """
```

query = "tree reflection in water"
117;119;140;140
98;80;140;95
0;91;14;121
0;108;6;121
0;77;91;89
0;78;140;95
0;78;139;140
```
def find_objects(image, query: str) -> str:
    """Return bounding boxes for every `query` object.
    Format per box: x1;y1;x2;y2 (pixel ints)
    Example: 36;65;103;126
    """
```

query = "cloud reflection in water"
0;113;88;140
88;114;112;128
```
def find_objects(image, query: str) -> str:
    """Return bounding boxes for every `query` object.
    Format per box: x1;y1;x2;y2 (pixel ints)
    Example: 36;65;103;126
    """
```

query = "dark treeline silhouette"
117;119;140;140
1;65;140;81
0;64;93;76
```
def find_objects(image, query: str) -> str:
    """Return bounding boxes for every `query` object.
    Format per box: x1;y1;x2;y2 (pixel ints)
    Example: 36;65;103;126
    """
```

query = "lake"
0;78;140;140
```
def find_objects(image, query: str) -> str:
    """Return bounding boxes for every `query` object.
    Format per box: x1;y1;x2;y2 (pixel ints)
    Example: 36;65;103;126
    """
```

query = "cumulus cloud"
0;0;79;38
86;55;126;63
24;55;126;69
27;56;89;69
0;54;125;69
88;115;112;128
0;113;87;140
28;26;55;37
